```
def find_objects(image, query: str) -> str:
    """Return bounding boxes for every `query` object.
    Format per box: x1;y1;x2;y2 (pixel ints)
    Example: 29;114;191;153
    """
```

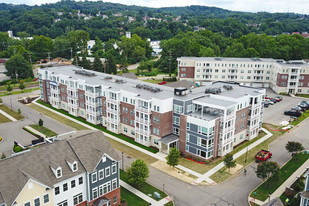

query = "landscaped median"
35;99;159;154
250;152;309;202
0;105;24;120
23;124;58;138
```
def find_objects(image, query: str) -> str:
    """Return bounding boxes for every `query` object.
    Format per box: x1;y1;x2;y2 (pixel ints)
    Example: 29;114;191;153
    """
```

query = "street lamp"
245;147;248;163
163;184;165;193
122;152;124;170
10;98;12;111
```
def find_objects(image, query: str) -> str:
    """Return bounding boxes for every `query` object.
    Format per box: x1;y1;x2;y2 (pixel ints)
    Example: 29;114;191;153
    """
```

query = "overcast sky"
1;0;308;14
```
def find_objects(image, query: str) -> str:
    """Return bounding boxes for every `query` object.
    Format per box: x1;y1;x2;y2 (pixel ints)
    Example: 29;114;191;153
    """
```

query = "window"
113;196;117;204
55;187;60;195
43;194;49;204
56;168;62;178
124;127;127;133
93;188;98;199
105;167;111;177
73;193;83;205
157;106;160;112
112;178;117;190
156;128;160;135
173;105;183;114
98;169;104;180
153;116;156;123
92;173;97;183
25;202;30;206
157;117;160;124
57;200;67;206
154;139;159;145
71;180;76;188
78;177;83;185
173;116;180;125
34;198;40;206
187;104;193;112
173;127;179;135
112;164;117;174
131;130;135;135
63;183;68;192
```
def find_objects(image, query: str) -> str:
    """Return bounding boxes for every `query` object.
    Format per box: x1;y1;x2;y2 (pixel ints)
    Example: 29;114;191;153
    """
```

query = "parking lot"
262;89;307;125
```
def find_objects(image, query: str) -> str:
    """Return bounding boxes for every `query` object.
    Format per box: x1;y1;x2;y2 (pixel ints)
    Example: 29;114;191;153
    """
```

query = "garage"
245;83;251;86
264;83;270;88
252;83;263;87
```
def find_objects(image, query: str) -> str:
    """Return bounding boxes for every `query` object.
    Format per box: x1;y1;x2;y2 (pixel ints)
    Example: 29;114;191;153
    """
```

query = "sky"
1;0;309;14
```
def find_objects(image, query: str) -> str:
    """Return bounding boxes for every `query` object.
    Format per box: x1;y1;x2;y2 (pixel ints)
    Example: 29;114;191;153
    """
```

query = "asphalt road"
0;91;74;155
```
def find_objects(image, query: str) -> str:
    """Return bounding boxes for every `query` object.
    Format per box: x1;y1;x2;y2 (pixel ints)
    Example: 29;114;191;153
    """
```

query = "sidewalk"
0;108;17;122
248;159;309;205
23;125;47;138
193;128;273;184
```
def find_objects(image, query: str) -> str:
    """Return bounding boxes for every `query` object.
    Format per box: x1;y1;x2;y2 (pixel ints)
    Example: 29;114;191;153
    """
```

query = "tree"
17;108;21;115
1;152;6;159
167;148;180;169
223;153;236;172
79;53;91;70
105;53;117;74
38;118;43;127
91;36;104;55
256;161;279;188
5;54;34;79
92;54;103;72
127;159;149;187
285;141;304;160
28;35;54;61
6;84;12;93
19;81;25;91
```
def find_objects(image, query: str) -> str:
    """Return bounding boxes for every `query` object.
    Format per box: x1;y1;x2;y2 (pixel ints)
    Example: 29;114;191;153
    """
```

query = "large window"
71;180;76;188
63;183;68;192
34;198;40;206
73;193;83;205
173;105;183;114
92;173;97;183
105;167;111;177
93;188;98;199
173;116;180;125
112;164;117;174
43;194;49;204
24;202;30;206
55;187;60;195
112;178;117;190
98;169;104;180
57;200;67;206
79;177;83;185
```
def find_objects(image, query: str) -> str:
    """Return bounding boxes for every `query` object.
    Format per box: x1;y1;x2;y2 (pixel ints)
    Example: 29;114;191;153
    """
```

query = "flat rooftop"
40;66;264;102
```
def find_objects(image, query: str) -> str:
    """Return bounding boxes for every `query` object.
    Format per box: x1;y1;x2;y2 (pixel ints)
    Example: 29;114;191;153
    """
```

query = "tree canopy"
223;153;236;172
167;148;181;168
127;159;149;187
5;54;33;79
285;141;304;160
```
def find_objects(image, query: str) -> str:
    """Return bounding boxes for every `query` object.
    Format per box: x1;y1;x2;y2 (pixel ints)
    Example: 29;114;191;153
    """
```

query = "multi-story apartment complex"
39;66;265;160
0;131;120;206
177;57;309;95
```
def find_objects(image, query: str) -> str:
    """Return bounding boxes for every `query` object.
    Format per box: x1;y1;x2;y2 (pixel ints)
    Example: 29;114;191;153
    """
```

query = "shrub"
0;98;2;103
17;108;21;115
13;145;23;153
294;179;305;192
38;118;43;127
1;152;6;159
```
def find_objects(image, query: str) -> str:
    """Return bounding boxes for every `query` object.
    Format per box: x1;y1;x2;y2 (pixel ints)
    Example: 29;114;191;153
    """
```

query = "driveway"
263;89;306;125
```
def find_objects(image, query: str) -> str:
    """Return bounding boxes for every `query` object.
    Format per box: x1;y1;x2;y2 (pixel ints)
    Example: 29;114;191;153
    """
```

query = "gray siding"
89;156;119;200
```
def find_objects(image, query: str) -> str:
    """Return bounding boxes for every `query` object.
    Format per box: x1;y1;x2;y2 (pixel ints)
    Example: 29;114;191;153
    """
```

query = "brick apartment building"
39;66;265;160
177;57;309;95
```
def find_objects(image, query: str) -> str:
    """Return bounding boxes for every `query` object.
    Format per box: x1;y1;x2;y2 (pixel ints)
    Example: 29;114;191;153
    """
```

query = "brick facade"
120;102;135;126
178;114;187;155
276;73;288;87
234;107;249;134
179;67;195;78
299;74;309;87
151;111;173;137
42;80;48;102
59;83;68;102
78;89;85;109
88;187;120;206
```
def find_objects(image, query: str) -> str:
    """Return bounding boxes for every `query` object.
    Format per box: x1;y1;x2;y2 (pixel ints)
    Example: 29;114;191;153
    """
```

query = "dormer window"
73;162;78;172
56;168;62;178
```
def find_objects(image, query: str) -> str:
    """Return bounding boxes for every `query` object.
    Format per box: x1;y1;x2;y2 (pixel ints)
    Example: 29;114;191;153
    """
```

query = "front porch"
159;134;179;154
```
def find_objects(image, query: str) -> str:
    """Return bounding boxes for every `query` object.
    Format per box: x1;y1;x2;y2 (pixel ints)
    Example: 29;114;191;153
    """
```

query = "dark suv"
284;110;301;117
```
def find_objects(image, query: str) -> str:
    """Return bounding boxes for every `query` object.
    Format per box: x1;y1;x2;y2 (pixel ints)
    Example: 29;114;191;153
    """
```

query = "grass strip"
28;104;89;130
290;110;309;126
36;99;159;154
0;105;24;120
29;124;58;137
120;186;148;206
120;169;167;201
0;113;11;123
250;153;309;201
0;88;40;97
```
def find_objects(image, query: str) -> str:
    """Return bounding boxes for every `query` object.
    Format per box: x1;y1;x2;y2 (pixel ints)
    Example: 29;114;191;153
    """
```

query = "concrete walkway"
193;128;273;184
248;158;309;205
0;108;18;122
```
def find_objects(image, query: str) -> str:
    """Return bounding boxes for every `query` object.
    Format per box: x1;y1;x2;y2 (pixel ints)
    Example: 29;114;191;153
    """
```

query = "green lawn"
0;113;11;123
29;124;58;137
0;81;39;91
251;152;309;201
178;130;267;175
290;110;309;126
296;94;309;98
0;87;40;97
36;99;159;154
120;186;148;206
28;104;89;130
120;170;167;201
0;105;24;120
164;201;174;206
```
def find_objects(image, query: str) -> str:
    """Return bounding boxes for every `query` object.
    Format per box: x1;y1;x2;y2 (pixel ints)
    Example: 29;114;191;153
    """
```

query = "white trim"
98;169;104;180
105;167;111;178
91;172;97;183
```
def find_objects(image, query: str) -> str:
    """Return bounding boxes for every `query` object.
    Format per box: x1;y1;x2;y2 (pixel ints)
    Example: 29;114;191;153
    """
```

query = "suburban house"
177;57;309;95
0;131;120;206
38;66;265;160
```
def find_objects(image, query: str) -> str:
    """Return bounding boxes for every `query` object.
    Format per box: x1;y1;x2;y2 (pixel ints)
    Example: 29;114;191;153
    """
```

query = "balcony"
135;106;151;113
135;128;151;136
107;116;120;124
254;72;264;76
135;117;151;125
106;107;119;114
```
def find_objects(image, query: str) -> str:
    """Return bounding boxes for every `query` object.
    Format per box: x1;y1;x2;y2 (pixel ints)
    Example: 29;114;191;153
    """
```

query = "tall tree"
5;54;33;79
167;148;181;169
28;35;54;61
285;141;304;160
106;53;117;74
127;159;149;187
223;153;236;172
79;53;91;70
91;36;104;55
256;161;279;188
92;54;103;72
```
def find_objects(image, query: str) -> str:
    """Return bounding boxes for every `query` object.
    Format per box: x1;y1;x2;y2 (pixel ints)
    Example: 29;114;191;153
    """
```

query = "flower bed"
186;156;205;164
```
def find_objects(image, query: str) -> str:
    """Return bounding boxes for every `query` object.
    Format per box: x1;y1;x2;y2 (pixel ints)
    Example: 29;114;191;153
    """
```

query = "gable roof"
0;131;118;205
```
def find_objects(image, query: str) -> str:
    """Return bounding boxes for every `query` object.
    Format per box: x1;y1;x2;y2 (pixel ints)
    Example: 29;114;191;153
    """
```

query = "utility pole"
70;48;73;60
48;52;51;63
169;51;172;78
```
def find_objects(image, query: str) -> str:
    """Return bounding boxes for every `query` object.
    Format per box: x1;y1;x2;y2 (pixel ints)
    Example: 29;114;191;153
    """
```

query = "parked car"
298;103;309;110
158;81;167;85
255;149;272;162
275;96;283;101
284;110;302;117
300;100;309;106
274;97;282;102
264;102;269;108
265;99;274;105
291;106;303;112
270;98;277;103
265;95;270;99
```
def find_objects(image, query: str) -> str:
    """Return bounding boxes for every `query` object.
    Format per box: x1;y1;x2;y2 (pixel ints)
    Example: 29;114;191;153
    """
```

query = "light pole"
10;98;12;111
122;152;124;170
245;147;248;163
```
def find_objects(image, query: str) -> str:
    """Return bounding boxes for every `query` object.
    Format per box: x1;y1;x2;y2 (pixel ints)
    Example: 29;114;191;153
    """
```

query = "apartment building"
177;57;309;95
39;66;265;160
0;131;120;206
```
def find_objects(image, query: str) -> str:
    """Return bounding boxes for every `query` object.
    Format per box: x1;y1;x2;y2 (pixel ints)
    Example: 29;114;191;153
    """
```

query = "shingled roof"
0;131;119;205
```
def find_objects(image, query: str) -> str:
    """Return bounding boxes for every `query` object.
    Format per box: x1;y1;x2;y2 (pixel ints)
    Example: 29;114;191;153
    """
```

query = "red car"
255;149;272;162
158;81;167;85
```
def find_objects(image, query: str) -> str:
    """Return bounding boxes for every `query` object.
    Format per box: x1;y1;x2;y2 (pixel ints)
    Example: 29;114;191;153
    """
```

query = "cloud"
1;0;308;14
